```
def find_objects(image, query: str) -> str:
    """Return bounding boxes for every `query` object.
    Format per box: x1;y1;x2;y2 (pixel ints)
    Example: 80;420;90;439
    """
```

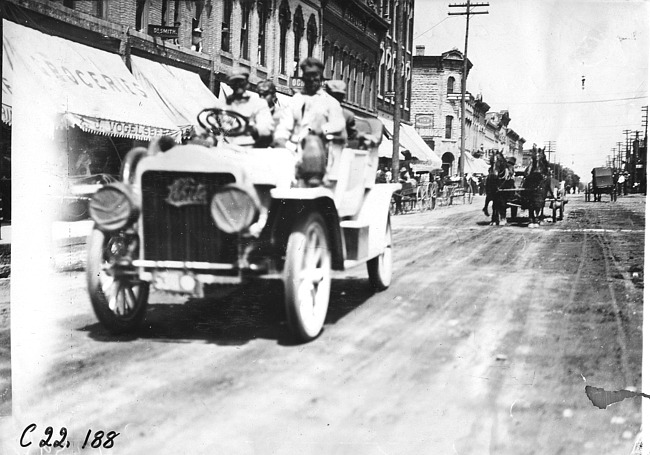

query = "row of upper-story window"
377;0;414;45
322;42;377;111
57;0;319;77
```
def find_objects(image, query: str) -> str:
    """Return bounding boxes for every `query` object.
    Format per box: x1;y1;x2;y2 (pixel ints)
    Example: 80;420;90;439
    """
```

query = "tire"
87;229;149;333
389;195;398;216
367;218;393;291
283;212;332;342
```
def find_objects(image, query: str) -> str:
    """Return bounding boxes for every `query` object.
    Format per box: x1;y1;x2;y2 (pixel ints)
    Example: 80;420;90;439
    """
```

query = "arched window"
191;1;204;52
257;0;269;66
136;0;149;32
240;1;251;59
445;115;453;139
323;42;330;79
307;14;318;58
447;76;455;94
278;0;291;75
222;0;233;52
293;7;305;77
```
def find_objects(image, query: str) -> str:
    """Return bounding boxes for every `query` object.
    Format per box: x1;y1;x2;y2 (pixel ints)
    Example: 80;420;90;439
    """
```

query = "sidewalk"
0;220;93;247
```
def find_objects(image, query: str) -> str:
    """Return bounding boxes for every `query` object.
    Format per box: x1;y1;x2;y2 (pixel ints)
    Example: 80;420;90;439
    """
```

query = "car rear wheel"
283;212;332;342
87;229;149;333
367;218;393;291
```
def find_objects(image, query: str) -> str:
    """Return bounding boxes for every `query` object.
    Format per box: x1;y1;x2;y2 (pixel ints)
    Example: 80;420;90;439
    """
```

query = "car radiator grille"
141;171;237;263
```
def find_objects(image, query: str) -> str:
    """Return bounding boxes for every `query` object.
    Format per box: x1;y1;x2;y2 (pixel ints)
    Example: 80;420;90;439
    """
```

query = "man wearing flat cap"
324;80;357;141
215;67;274;146
274;57;345;184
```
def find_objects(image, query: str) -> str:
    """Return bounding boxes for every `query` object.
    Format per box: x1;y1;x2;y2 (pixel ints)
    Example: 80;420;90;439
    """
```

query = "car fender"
269;189;345;270
355;183;401;259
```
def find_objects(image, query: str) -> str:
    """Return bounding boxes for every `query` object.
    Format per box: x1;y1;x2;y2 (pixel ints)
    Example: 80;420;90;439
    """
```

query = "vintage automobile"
86;108;399;342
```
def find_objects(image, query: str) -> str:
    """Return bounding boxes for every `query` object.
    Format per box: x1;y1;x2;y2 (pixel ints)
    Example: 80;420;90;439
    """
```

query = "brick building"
322;0;388;117
411;47;469;175
412;46;527;175
376;0;414;123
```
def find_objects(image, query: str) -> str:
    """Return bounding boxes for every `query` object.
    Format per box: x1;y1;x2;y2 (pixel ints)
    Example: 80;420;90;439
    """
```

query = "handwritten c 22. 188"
20;424;120;450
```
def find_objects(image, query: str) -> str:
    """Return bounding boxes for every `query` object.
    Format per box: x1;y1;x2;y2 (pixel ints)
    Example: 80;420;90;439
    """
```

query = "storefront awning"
378;138;407;159
378;118;442;168
1;45;11;126
131;56;219;139
463;151;489;175
2;20;181;141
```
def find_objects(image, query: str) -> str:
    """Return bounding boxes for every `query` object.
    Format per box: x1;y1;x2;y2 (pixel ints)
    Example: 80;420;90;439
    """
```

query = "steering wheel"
197;108;249;137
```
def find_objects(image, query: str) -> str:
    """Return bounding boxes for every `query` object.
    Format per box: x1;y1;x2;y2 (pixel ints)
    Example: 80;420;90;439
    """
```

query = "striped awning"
2;20;181;141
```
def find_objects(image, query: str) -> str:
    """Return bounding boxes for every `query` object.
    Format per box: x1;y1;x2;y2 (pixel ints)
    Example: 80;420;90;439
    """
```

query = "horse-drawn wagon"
489;147;567;226
585;167;616;202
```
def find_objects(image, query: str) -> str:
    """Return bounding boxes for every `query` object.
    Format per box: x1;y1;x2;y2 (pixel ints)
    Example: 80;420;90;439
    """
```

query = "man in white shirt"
216;67;274;146
273;58;345;185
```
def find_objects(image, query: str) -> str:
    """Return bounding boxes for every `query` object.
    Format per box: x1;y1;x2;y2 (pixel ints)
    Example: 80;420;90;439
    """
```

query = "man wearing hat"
274;57;345;185
256;80;278;115
214;67;274;146
324;80;357;141
274;57;345;146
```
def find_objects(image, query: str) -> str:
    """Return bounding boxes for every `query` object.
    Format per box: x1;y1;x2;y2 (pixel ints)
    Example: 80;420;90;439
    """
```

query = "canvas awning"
463;151;489;175
2;20;181;141
130;56;219;139
1;46;11;126
378;118;442;168
378;138;407;159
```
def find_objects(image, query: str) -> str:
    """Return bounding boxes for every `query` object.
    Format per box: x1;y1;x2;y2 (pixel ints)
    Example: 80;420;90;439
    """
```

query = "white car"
85;109;398;342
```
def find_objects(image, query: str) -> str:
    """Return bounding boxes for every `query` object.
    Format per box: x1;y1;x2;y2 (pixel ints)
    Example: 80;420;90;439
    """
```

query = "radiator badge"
165;177;208;207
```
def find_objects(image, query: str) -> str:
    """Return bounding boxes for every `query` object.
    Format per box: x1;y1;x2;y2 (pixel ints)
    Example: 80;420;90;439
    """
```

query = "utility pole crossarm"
448;12;489;15
449;2;490;6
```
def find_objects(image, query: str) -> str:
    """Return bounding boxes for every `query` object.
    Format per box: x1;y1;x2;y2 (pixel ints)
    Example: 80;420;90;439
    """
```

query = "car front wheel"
367;218;393;291
283;212;332;342
87;229;149;333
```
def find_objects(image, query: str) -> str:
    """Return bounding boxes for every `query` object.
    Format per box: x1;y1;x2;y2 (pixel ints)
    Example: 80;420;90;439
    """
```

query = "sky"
413;0;649;180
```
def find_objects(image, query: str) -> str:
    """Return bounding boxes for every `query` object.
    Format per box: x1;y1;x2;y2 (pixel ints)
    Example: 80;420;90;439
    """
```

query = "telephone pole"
449;2;489;177
391;0;405;182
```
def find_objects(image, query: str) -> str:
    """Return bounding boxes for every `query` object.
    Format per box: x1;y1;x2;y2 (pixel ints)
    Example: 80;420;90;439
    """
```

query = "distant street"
0;192;644;455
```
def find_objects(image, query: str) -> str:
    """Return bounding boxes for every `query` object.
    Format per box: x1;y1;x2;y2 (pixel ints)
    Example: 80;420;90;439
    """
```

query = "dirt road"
0;193;644;454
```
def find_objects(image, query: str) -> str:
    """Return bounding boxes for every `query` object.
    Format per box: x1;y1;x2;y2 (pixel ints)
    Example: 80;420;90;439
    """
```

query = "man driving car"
215;67;274;146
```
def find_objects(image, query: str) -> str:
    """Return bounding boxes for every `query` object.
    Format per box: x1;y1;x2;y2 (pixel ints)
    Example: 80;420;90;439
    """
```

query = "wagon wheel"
416;184;429;211
389;193;398;216
424;183;433;210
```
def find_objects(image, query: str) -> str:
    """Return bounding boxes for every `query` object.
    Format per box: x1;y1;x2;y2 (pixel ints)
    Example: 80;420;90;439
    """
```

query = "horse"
482;151;512;225
521;146;554;227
